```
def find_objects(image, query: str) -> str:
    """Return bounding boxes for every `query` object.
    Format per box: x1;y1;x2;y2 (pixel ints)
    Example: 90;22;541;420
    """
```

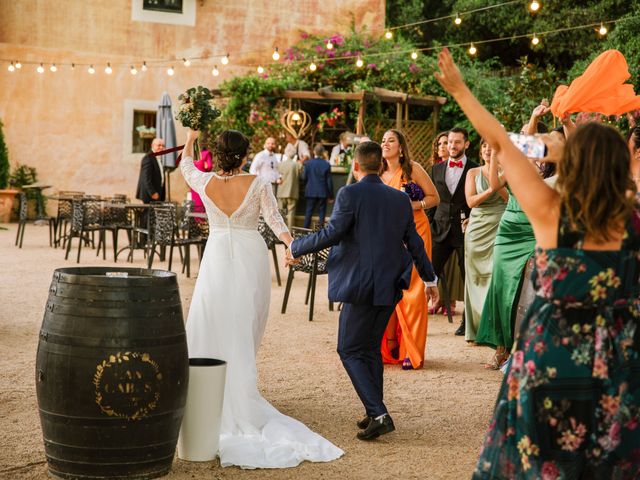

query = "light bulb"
356;56;364;68
15;61;21;69
272;47;280;61
257;65;264;74
183;58;190;67
212;65;219;76
454;14;462;25
326;40;333;50
88;65;95;74
141;61;147;72
292;112;301;122
70;63;75;70
529;0;540;12
37;63;45;74
8;62;15;72
130;65;137;75
104;63;112;74
221;54;229;65
167;66;174;76
50;63;57;72
385;30;393;40
531;34;540;45
468;43;477;55
411;51;418;60
309;62;317;71
598;23;608;36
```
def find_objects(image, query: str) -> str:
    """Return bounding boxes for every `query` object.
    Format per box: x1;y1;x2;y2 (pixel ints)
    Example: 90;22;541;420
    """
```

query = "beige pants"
278;197;297;228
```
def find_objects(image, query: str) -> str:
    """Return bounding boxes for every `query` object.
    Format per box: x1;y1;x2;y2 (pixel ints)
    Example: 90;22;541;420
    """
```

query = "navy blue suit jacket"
291;174;435;306
302;157;333;198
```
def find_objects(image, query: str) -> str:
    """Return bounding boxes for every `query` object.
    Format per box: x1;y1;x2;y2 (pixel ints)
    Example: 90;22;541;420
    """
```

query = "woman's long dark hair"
381;129;413;182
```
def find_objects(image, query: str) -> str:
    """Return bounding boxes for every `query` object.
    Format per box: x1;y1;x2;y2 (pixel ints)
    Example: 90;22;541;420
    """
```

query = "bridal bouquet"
402;181;425;201
175;86;221;131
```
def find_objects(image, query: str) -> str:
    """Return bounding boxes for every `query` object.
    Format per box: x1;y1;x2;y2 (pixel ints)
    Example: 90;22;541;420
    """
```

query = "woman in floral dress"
436;48;640;479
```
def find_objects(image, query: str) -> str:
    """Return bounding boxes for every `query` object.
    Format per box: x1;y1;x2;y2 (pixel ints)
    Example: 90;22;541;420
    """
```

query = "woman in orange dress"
379;129;440;369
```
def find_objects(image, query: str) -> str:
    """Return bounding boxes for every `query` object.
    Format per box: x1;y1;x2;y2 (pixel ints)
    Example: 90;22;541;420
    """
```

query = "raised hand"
434;48;467;97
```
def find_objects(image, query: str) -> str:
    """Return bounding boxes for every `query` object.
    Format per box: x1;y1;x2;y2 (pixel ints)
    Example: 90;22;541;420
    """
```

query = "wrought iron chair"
54;191;84;248
98;197;133;262
257;214;282;286
281;226;333;322
64;197;105;263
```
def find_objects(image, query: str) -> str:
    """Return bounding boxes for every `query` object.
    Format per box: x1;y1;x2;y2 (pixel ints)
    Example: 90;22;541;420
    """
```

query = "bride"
180;128;343;468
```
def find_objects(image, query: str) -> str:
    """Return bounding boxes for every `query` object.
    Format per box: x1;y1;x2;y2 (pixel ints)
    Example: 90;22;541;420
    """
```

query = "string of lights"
2;14;632;77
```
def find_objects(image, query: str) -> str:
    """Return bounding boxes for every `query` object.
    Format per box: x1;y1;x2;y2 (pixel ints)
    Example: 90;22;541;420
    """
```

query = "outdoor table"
108;203;152;262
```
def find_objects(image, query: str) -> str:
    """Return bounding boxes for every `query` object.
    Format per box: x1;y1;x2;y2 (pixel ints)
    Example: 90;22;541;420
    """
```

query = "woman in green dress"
463;141;507;342
436;48;640;479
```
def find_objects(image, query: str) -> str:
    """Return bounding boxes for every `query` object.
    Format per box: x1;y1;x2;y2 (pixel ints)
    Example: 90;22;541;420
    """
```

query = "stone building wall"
0;0;384;207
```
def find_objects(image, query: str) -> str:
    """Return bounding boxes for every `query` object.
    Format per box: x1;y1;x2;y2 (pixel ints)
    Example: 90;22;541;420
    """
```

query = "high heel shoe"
484;349;509;370
401;357;414;370
428;303;443;315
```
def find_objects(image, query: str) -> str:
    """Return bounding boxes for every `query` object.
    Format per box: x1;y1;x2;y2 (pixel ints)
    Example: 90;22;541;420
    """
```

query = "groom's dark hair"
355;141;382;173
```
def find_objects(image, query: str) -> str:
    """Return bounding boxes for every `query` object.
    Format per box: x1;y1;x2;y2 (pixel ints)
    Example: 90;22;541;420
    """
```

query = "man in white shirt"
329;132;352;165
250;137;281;193
284;132;310;163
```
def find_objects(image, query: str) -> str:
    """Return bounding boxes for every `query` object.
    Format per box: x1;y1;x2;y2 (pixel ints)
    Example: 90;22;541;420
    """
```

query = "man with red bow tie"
430;127;478;335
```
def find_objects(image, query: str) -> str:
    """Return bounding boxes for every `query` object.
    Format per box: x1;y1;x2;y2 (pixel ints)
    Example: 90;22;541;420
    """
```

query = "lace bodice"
180;156;289;237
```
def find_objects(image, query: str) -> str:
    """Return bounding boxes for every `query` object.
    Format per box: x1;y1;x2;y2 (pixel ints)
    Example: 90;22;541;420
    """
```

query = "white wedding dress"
180;157;344;469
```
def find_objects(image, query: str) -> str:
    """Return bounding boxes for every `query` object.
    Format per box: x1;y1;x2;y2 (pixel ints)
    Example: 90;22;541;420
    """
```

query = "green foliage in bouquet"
176;86;222;131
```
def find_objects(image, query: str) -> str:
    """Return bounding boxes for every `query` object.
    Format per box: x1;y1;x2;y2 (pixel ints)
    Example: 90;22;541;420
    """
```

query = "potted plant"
0;119;18;223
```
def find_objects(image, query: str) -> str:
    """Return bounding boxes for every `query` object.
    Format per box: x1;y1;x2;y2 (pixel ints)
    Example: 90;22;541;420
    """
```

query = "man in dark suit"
302;144;333;228
287;142;438;441
430;127;478;335
136;138;166;203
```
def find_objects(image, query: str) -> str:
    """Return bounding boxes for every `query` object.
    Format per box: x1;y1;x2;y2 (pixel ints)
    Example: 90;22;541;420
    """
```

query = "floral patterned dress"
473;204;640;480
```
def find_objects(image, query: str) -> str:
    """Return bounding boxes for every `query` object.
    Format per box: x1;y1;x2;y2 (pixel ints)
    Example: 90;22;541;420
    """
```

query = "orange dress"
381;169;432;368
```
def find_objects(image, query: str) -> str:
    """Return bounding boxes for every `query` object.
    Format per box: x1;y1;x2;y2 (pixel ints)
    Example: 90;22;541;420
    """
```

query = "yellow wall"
0;0;384;207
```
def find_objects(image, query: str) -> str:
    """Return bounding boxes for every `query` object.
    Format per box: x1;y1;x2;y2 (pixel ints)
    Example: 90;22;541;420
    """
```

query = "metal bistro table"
110;203;152;262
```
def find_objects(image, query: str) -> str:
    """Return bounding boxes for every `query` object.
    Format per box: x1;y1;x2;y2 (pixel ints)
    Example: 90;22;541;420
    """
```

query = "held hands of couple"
284;247;300;267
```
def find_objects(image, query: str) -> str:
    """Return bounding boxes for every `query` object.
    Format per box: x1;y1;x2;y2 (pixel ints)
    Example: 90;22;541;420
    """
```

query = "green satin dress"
463;173;507;341
476;185;535;350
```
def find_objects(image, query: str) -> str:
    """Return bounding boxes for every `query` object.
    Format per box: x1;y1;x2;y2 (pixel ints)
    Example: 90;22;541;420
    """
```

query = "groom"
287;141;437;440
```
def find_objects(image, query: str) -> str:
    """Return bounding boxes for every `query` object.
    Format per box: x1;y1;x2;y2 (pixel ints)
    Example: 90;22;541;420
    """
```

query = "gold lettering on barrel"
93;351;162;420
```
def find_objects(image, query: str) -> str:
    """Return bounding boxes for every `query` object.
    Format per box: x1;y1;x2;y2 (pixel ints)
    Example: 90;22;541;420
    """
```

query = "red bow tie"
449;160;463;168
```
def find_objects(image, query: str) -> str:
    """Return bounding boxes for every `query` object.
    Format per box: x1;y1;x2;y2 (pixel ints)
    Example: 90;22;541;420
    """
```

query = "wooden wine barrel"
514;257;536;337
36;267;188;480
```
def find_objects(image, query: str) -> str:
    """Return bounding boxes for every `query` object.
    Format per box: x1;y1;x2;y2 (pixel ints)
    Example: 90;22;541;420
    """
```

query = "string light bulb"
167;66;175;76
531;33;540;45
454;13;462;25
326;40;333;49
50;63;57;72
8;62;15;72
309;61;317;71
88;65;95;74
468;43;477;56
141;61;147;72
221;53;229;65
529;0;540;12
70;63;75;70
272;47;280;61
257;65;264;74
37;63;45;74
356;56;364;68
15;61;21;69
212;65;219;76
411;51;418;60
598;23;608;36
130;65;138;75
104;62;112;74
183;58;190;67
385;30;393;40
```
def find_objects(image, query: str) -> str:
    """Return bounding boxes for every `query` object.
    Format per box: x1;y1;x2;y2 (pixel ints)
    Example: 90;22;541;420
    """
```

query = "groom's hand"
426;286;439;306
284;248;300;267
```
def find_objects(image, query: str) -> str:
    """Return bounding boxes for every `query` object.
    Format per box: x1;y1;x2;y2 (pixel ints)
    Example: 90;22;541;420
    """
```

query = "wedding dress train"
180;157;344;468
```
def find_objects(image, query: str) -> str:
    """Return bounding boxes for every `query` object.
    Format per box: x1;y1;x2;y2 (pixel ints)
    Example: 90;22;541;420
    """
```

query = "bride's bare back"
204;173;258;217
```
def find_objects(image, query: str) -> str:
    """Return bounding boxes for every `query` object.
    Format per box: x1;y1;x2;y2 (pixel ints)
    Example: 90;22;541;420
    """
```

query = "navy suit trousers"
304;197;327;229
337;302;397;418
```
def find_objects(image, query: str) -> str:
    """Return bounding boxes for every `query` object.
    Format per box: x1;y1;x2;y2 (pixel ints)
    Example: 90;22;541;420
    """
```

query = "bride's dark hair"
214;130;250;173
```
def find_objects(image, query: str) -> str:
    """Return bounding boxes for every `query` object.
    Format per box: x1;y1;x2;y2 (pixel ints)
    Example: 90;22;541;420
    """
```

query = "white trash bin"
177;358;227;461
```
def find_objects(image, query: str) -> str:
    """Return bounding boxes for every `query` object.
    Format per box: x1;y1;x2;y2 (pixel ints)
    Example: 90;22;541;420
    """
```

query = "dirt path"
0;223;502;480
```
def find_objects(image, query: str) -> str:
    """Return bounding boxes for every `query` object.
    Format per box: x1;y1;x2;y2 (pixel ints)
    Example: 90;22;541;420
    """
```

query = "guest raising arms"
463;142;507;342
379;129;440;370
436;47;640;479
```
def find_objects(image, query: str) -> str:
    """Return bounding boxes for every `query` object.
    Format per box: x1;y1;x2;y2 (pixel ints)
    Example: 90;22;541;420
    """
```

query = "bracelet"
420;200;426;209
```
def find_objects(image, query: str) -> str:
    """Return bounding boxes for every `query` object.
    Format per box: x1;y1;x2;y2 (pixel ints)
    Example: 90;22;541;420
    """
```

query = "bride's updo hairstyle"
214;130;250;173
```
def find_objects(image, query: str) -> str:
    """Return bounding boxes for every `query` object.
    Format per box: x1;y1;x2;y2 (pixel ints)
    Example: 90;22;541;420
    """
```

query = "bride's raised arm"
180;129;209;197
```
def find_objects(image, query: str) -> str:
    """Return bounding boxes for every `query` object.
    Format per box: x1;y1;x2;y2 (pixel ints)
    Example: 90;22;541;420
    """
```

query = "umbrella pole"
165;168;171;202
